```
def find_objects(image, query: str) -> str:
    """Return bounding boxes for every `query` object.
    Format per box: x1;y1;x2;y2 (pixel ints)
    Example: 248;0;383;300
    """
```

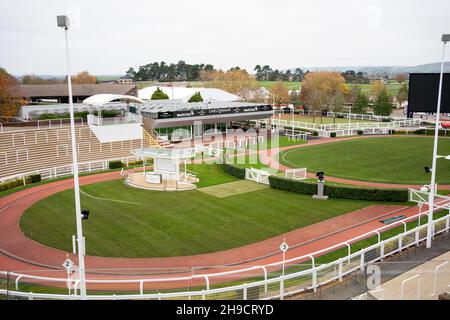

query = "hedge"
29;174;41;183
222;164;246;179
0;173;43;193
0;179;25;192
268;176;408;202
109;160;123;169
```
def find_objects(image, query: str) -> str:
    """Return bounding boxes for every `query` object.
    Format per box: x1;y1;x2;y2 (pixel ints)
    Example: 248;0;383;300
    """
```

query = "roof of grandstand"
19;83;137;98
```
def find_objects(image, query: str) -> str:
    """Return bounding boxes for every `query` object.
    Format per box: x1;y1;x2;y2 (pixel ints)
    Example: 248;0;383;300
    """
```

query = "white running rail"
1;191;449;300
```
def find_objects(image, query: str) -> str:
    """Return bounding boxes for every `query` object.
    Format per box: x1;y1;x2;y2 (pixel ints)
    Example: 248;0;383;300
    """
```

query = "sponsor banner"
150;105;272;119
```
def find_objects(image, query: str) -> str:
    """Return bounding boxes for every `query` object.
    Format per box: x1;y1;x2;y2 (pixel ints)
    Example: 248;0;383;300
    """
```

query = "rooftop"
19;83;137;98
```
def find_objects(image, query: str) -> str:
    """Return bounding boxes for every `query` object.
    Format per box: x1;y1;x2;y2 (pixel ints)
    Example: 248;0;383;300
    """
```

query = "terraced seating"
0;125;151;179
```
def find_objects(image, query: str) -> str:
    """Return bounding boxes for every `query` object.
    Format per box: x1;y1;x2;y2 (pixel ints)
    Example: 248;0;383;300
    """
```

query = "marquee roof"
83;94;144;107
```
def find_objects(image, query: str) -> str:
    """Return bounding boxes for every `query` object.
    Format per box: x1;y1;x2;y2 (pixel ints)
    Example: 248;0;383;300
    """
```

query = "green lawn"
279;136;450;184
20;178;393;258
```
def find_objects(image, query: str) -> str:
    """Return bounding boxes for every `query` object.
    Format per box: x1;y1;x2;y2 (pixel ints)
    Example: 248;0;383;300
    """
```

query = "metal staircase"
143;128;174;149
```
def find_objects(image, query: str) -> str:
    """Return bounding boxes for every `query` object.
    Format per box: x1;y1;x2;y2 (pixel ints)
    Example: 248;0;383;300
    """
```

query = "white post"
62;23;87;299
427;37;448;248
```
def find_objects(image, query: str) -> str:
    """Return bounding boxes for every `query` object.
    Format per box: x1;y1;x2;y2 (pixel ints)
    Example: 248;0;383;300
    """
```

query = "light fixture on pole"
426;34;449;248
57;15;87;298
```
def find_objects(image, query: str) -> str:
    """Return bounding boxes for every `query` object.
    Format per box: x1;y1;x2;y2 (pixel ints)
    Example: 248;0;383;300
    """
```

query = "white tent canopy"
138;86;241;102
83;94;144;107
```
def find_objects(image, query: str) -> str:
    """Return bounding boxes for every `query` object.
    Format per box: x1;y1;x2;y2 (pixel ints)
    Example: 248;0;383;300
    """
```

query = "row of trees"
253;65;305;82
299;72;407;116
126;61;214;82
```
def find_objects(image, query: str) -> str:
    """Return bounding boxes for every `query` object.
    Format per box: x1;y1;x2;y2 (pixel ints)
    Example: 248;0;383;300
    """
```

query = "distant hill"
15;74;123;82
296;62;450;75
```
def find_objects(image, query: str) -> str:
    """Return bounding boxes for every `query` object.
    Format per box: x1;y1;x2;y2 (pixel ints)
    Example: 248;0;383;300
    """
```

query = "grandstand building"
1;94;272;181
19;83;138;104
19;95;273;141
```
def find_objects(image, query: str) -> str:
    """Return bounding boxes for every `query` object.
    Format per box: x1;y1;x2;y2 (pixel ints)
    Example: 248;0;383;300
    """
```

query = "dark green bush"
313;132;319;137
29;174;41;183
109;160;123;169
222;164;245;179
357;130;364;135
330;132;337;138
269;176;408;202
414;129;448;136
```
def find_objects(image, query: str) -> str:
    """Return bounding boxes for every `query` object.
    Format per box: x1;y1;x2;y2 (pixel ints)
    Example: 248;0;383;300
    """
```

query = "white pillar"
427;38;448;248
64;27;87;299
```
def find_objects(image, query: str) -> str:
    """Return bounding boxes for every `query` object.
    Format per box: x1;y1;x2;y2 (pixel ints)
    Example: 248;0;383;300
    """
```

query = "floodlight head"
57;15;70;29
442;34;450;43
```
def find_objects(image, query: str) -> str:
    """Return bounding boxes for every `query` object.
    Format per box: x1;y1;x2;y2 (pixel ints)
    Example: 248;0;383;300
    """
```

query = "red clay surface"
0;135;447;291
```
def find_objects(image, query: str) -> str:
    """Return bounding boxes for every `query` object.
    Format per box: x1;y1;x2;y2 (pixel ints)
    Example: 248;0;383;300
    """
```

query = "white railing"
0;155;143;184
270;119;422;132
1;191;449;300
87;114;142;126
326;112;409;122
0;117;85;134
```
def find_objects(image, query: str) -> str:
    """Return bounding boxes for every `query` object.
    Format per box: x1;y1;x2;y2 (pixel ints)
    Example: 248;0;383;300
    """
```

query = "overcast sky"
1;0;450;76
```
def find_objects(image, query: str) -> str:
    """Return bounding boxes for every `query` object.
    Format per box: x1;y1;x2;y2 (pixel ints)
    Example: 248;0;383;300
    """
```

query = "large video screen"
407;73;450;116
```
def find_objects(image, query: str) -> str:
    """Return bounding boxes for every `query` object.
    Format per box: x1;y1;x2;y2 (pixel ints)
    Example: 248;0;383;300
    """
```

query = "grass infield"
279;136;450;184
19;175;397;258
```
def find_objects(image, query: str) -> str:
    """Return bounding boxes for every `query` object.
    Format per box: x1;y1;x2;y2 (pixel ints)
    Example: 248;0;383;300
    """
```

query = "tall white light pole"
57;15;87;298
426;34;449;248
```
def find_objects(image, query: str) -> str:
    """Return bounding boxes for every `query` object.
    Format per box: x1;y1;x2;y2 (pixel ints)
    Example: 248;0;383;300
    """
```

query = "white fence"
87;114;142;126
285;168;307;180
259;118;423;138
1;190;449;300
0;117;85;134
0;155;143;184
245;168;272;185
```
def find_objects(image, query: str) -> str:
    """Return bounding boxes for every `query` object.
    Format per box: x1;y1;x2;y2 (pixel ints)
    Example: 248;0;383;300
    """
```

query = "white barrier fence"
245;168;272;185
0;155;143;184
285;168;307;180
1;190;449;300
0;117;85;134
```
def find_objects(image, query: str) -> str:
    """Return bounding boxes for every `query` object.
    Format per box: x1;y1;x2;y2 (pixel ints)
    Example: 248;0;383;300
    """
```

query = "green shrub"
357;130;364;135
127;160;144;167
313;132;318;137
330;132;337;138
109;160;123;169
268;176;408;202
0;179;25;192
222;164;245;179
28;174;41;183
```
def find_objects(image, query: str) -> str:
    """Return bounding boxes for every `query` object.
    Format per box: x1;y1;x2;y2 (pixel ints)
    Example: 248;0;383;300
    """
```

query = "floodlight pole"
426;36;448;248
59;17;87;298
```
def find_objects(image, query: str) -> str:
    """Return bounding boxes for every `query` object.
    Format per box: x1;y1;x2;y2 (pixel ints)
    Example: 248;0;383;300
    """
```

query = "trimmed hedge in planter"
269;176;408;202
330;132;337;138
222;164;246;179
109;160;123;169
